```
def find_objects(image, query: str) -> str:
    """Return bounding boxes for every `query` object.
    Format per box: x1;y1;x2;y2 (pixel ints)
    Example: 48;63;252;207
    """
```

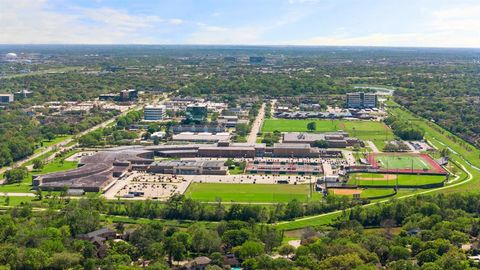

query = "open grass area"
0;196;36;206
348;173;445;187
34;135;72;154
262;119;393;149
185;183;322;203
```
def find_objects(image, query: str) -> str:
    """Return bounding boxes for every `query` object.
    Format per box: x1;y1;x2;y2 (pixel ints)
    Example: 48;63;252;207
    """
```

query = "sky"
1;0;479;47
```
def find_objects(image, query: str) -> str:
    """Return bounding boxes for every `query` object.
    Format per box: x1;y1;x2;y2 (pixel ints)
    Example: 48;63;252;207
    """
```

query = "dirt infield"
332;188;362;195
356;174;398;181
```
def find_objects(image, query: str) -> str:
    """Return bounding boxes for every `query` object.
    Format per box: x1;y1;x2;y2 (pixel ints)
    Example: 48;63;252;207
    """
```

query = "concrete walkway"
366;140;380;153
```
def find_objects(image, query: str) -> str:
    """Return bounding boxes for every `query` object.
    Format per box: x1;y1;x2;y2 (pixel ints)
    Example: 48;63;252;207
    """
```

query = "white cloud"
285;3;480;48
187;23;265;44
168;18;184;25
287;32;480;48
288;0;321;4
0;0;181;44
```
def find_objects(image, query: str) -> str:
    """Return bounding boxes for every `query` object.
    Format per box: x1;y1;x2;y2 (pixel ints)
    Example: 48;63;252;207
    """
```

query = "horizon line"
1;44;480;50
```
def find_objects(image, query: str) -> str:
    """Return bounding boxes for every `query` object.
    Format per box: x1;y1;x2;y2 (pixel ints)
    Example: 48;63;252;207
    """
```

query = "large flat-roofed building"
186;103;208;123
246;159;323;175
172;125;226;134
283;132;360;148
172;132;231;142
33;148;154;192
144;105;166;121
147;160;227;175
217;115;249;128
346;92;377;108
198;142;266;158
272;143;318;158
0;94;14;103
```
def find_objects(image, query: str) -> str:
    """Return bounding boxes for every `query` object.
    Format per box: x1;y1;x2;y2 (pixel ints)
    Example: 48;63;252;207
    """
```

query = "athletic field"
185;183;322;203
348;173;446;187
262;119;393;149
331;188;396;198
367;153;447;174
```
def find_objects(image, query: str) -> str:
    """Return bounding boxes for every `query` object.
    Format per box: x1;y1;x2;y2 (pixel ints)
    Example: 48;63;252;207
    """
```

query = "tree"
236;241;264;260
313;140;329;148
236;123;250;137
33;159;44;170
278;244;295;258
165;237;186;266
22;248;50;270
49;252;81;269
147;242;165;261
35;188;43;201
191;226;221;254
4;166;28;184
307;122;317;132
45;132;55;141
416;249;439;266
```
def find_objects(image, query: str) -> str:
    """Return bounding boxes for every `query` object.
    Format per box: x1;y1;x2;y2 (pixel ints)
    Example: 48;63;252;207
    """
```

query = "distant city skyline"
1;0;479;48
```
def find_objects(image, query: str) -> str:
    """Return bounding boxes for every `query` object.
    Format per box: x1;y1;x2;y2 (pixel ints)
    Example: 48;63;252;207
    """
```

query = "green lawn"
374;154;431;170
0;196;36;206
185;183;322;203
361;188;396;198
348;173;446;187
34;135;72;154
262;119;393;149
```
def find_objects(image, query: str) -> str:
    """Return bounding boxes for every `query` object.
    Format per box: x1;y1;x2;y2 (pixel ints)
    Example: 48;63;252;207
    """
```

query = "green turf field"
185;183;322;203
374;154;432;170
262;119;393;149
348;173;445;187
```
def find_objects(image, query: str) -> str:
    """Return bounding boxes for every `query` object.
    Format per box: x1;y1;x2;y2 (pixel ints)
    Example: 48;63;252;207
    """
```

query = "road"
270;99;277;118
247;103;265;144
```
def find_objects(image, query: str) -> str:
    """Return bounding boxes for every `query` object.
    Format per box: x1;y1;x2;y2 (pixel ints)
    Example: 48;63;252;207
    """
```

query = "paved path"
365;140;380;153
247;103;265;144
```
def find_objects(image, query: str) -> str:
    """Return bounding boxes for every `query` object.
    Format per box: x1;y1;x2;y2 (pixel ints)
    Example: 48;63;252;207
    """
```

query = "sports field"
367;153;447;174
331;188;396;198
262;119;393;149
185;183;322;203
348;173;446;187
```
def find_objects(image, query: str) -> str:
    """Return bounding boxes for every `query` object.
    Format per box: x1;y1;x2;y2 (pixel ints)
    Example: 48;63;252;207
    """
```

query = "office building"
0;94;14;103
186;104;208;122
120;89;138;101
144;105;166;121
346;92;377;108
